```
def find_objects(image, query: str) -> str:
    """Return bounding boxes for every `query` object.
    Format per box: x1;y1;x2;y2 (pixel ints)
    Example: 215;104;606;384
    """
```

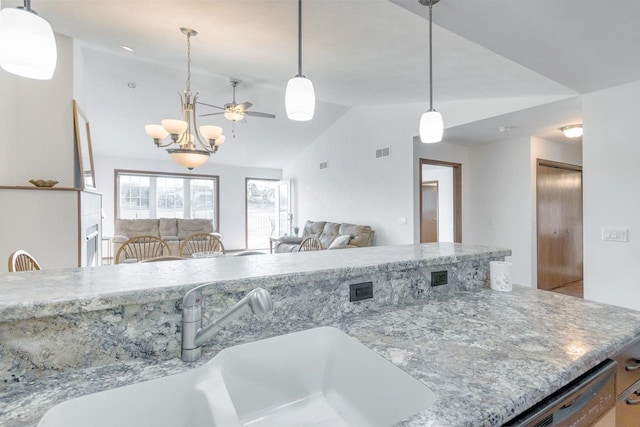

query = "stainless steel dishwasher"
505;359;617;427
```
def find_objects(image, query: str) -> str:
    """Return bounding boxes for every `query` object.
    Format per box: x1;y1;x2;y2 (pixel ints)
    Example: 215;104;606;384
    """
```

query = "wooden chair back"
179;233;226;258
8;250;41;272
139;256;186;263
115;236;171;264
298;236;323;252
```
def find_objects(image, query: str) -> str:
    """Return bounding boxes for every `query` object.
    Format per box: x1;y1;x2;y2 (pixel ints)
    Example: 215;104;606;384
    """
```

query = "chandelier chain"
186;32;192;94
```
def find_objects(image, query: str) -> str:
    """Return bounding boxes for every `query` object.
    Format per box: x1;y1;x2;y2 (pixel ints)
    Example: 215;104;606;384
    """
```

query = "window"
246;178;277;249
116;170;219;229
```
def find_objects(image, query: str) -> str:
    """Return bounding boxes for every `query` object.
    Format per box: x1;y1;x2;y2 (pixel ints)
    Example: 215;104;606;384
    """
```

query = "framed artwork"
73;100;96;190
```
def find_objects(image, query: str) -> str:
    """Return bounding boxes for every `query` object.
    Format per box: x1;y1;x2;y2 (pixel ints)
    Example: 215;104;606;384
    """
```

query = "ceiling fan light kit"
144;28;226;170
198;80;276;123
418;0;443;144
0;0;57;80
285;0;315;121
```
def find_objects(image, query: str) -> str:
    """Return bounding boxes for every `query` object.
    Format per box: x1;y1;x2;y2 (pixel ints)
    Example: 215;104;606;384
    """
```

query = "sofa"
274;220;375;253
113;218;218;257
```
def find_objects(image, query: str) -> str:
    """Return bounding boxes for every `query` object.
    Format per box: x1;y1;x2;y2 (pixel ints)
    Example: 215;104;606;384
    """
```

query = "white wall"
465;137;532;286
94;155;281;251
0;34;75;187
582;80;640;311
421;165;454;242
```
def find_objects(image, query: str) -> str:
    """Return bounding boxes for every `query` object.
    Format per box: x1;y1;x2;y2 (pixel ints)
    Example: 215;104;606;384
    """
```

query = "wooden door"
421;181;438;243
537;161;583;290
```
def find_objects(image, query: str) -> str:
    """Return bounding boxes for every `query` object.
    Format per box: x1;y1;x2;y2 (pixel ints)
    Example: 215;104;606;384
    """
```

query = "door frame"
535;158;583;289
418;159;462;243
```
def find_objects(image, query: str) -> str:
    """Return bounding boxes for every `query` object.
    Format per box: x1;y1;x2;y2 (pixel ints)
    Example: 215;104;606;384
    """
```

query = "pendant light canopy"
418;0;443;144
285;0;315;121
0;0;57;80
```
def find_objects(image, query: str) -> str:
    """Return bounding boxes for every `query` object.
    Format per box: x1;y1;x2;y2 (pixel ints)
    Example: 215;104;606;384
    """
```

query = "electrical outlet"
350;282;373;302
602;227;628;242
431;271;448;286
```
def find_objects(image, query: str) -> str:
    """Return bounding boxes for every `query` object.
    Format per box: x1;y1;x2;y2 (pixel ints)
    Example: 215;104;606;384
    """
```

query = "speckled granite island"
1;243;640;426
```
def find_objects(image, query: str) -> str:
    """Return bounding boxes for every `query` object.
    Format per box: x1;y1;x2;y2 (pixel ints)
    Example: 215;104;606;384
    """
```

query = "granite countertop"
0;243;509;322
4;286;640;427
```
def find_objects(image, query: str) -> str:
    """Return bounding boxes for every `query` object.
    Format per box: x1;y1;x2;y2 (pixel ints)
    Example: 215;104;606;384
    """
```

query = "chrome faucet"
181;285;273;362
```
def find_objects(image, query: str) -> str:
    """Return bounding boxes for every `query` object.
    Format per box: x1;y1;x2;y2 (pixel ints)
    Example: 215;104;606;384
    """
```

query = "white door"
274;180;292;237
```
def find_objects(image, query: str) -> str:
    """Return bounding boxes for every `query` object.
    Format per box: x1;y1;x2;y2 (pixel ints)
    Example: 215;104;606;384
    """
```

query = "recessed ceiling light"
127;82;137;89
560;124;583;138
120;45;134;52
498;126;513;132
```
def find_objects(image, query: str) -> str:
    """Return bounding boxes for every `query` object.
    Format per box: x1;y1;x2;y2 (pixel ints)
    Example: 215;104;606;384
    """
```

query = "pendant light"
0;0;57;80
418;0;443;143
285;0;315;121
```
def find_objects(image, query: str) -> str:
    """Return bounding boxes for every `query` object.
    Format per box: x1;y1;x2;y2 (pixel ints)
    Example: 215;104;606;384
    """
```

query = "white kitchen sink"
38;326;436;427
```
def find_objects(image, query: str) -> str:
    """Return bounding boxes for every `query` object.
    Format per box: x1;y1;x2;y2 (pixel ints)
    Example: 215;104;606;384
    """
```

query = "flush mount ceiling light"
418;0;443;144
285;0;315;121
561;124;583;138
0;0;57;80
144;28;226;170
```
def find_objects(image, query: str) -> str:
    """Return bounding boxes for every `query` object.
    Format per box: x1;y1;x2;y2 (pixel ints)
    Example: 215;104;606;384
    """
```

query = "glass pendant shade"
200;125;222;141
285;76;315;121
419;110;444;143
167;149;210;170
162;119;188;136
214;135;226;146
0;8;57;80
145;124;169;140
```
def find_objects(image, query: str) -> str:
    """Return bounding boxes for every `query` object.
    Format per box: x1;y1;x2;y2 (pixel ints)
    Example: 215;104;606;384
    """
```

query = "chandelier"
145;28;225;170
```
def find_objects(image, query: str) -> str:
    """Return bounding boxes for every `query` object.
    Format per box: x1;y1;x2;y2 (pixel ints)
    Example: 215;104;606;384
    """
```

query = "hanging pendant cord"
298;0;303;77
186;33;192;94
428;1;434;111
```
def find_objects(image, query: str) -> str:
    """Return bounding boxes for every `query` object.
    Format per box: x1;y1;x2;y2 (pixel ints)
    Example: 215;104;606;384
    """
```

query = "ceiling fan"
198;80;276;122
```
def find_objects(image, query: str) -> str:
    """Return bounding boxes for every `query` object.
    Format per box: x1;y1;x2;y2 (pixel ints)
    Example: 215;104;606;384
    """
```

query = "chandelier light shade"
285;0;315;121
0;2;57;80
561;124;583;138
144;28;226;170
418;0;443;144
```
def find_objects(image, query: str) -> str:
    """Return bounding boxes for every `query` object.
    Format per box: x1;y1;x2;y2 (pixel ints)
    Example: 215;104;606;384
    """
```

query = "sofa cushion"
329;234;351;249
115;219;159;238
302;220;326;238
339;223;374;247
177;218;214;240
158;218;178;238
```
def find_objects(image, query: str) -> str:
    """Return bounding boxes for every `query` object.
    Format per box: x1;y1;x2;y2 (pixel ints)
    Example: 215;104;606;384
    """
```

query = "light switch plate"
602;227;628;242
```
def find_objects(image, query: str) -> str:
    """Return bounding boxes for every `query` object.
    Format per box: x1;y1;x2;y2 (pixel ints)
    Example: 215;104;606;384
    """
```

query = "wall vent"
319;161;328;170
375;147;391;159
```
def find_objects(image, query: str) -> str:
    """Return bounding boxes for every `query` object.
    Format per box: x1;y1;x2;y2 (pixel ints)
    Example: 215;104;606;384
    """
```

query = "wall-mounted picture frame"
73;100;97;190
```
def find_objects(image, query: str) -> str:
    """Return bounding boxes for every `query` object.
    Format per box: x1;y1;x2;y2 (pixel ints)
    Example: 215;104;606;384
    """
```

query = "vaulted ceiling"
5;0;640;167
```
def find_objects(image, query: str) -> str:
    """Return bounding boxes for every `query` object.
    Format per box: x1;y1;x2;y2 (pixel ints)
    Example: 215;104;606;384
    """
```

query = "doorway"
421;181;439;242
419;159;462;243
245;178;277;250
536;159;583;294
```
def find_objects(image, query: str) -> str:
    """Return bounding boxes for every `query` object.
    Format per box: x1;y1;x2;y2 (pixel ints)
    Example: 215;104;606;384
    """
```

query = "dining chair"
139;256;187;263
297;236;323;252
179;233;226;258
8;250;42;272
115;236;171;264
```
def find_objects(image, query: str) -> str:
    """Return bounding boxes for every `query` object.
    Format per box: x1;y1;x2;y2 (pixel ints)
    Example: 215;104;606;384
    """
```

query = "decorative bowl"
29;179;59;188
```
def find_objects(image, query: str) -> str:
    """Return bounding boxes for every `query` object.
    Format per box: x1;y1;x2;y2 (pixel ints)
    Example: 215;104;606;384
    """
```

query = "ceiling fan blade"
237;102;253;111
199;112;226;117
246;111;276;119
197;101;225;110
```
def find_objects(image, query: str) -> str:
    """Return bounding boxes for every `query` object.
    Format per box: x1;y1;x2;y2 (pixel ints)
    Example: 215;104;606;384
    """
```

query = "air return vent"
375;147;391;159
319;162;328;170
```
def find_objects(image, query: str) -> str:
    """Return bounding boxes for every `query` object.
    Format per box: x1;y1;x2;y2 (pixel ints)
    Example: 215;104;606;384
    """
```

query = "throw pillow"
329;234;351;249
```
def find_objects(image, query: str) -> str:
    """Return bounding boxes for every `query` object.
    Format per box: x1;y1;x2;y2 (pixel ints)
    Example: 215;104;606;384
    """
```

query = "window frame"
114;169;220;231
